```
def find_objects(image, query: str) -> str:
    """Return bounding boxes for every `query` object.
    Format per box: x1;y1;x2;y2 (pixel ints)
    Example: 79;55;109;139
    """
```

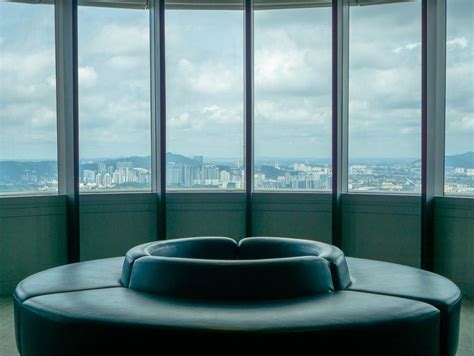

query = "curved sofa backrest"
148;237;238;259
129;255;333;300
121;236;237;287
121;236;351;299
240;237;351;290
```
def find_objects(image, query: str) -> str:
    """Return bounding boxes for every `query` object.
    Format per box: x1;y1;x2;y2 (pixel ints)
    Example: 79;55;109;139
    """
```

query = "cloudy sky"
0;0;472;161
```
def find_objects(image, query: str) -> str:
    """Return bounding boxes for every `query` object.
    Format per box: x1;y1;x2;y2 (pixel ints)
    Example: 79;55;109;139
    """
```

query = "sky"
0;0;472;161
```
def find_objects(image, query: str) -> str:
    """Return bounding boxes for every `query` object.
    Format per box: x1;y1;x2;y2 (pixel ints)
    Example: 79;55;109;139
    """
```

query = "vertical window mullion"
55;0;80;262
421;0;447;270
150;0;167;240
332;0;349;249
244;0;254;237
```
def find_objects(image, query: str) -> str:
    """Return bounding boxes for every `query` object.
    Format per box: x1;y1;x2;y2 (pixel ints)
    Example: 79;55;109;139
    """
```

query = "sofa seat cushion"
15;257;124;302
16;288;440;355
346;257;462;356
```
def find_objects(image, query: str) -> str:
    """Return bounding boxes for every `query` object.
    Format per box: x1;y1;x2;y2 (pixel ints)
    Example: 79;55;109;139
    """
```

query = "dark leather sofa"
14;236;461;356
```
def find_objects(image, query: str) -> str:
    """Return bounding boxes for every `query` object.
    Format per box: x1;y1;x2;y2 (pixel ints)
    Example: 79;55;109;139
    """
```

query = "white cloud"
255;99;330;129
78;66;98;88
47;75;56;89
169;112;192;129
107;56;143;71
254;27;331;94
0;50;55;101
400;127;418;135
168;105;242;133
446;110;474;131
201;105;241;124
447;37;468;50
105;100;149;128
89;24;148;56
447;62;474;102
256;47;311;91
349;100;369;113
32;107;56;129
393;42;421;54
176;58;241;95
350;66;421;110
13;50;55;80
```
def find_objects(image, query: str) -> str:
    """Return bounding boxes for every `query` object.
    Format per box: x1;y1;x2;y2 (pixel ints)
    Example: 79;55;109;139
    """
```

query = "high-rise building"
117;161;133;170
112;171;121;184
97;163;107;175
95;173;102;187
202;165;219;180
83;170;96;184
183;165;199;187
167;164;183;186
104;173;112;188
220;170;230;183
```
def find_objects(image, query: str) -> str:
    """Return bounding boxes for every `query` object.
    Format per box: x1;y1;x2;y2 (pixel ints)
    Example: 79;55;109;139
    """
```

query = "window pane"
348;1;421;194
0;2;57;194
165;6;244;190
445;0;474;195
78;6;151;192
254;7;332;191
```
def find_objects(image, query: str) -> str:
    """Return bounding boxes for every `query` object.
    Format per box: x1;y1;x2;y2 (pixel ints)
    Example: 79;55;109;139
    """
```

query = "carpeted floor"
1;295;473;355
0;296;17;356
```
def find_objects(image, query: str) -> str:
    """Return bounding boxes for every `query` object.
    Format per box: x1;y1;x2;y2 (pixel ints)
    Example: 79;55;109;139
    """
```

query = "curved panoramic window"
1;0;472;199
348;0;422;194
78;5;151;192
0;2;57;195
445;0;474;195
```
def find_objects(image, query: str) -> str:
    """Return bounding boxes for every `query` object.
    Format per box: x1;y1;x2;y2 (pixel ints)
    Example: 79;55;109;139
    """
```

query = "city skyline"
0;151;472;194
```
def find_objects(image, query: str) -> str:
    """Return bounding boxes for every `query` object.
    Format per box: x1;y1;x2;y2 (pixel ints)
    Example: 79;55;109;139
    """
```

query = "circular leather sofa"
14;237;461;356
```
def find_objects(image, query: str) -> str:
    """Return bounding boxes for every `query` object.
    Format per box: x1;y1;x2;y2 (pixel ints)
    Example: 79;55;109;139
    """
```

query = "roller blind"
6;0;415;10
5;0;149;9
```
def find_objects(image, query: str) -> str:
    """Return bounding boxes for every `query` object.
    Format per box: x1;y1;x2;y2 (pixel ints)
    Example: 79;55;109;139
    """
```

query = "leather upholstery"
121;237;237;286
13;237;461;356
239;237;351;289
129;255;334;299
15;257;124;302
347;257;462;356
16;288;440;355
122;236;350;298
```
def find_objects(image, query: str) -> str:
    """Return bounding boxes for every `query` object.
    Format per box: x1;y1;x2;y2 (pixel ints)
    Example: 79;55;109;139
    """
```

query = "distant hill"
216;164;232;172
0;160;57;182
259;165;286;180
445;151;473;169
410;151;473;169
166;152;201;166
123;156;152;169
79;153;201;174
0;153;204;183
80;156;152;174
